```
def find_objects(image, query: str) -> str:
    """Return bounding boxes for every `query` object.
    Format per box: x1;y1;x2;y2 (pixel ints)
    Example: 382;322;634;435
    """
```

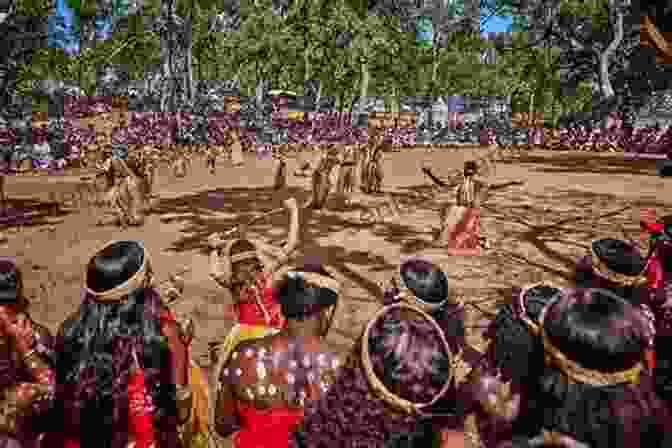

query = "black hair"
543;288;646;371
54;242;179;448
399;259;449;305
591;239;646;277
293;307;452;448
277;264;338;320
86;241;144;292
525;288;670;448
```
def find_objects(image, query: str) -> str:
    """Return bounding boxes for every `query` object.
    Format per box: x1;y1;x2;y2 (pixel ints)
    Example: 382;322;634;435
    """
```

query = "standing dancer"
205;144;217;174
439;160;489;256
97;157;146;227
273;148;288;190
230;128;245;167
207;197;300;430
308;144;340;210
362;129;384;194
335;143;357;205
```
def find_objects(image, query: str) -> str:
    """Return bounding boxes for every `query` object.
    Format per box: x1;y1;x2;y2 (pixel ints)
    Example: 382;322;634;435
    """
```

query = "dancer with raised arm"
207;197;300;435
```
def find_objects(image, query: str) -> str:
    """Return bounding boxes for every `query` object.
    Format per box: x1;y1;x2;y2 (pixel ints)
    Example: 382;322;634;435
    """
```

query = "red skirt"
442;206;481;256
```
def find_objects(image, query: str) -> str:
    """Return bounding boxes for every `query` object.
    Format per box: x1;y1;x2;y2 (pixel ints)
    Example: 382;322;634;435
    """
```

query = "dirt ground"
1;145;670;447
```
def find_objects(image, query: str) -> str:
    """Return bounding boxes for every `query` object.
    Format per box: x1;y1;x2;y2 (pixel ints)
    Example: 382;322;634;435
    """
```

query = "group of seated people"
1;227;671;448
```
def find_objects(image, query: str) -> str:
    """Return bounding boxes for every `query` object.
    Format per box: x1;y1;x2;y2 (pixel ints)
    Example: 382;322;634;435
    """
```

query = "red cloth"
237;273;285;328
233;401;304;448
128;367;156;448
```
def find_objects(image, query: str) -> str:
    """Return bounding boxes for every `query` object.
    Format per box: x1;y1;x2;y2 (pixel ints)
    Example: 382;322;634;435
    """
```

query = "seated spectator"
466;286;671;448
0;258;55;448
214;262;341;448
292;300;456;447
48;240;191;448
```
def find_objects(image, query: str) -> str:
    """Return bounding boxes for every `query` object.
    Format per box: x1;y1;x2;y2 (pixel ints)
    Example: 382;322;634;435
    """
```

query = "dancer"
438;160;489;256
273;150;287;190
205;145;217;174
214;263;341;448
49;240;192;448
335;143;357;205
0;258;55;448
96;157;146;227
229;128;244;167
173;152;189;178
308;145;339;210
207;197;300;422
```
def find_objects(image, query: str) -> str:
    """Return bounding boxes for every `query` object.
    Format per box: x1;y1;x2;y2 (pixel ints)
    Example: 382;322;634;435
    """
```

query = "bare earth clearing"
1;146;670;447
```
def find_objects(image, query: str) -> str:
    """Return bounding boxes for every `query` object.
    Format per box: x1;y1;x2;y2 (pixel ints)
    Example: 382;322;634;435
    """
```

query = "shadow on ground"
501;153;661;176
0;199;72;229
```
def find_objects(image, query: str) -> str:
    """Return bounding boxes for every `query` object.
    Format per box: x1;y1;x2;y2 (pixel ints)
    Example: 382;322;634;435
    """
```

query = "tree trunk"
304;50;311;84
185;15;194;104
359;58;369;113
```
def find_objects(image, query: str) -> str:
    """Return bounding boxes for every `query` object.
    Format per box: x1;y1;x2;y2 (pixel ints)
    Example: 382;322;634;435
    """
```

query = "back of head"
530;288;667;448
399;259;449;306
59;240;178;447
86;240;144;293
277;263;338;320
295;304;452;447
367;305;452;405
542;288;649;372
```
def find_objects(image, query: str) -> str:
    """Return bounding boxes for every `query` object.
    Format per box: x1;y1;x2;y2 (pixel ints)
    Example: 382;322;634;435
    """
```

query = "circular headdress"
535;288;647;386
361;302;454;415
84;240;153;303
590;238;647;287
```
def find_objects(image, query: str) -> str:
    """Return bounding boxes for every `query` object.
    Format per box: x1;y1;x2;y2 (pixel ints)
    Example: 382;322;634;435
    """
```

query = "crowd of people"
0;195;670;448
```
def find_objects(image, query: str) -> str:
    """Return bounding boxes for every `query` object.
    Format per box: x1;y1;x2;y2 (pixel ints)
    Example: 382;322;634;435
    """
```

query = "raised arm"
208;234;231;289
253;197;300;272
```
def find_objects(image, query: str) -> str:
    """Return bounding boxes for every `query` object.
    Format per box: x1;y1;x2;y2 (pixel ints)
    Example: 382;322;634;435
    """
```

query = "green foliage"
15;0;52;16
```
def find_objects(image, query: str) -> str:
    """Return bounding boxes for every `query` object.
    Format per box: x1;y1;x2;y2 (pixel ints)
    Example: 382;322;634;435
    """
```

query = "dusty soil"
1;145;670;447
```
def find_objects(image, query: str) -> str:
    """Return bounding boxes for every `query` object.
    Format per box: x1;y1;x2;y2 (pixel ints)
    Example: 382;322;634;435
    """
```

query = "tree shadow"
480;187;669;283
0;199;72;229
499;153;660;176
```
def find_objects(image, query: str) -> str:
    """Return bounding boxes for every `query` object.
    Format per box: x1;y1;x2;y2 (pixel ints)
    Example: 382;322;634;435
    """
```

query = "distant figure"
273;152;287;190
230;129;245;166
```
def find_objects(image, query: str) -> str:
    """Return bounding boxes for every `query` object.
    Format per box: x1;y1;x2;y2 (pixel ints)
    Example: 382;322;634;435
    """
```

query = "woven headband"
85;240;152;303
361;302;454;415
537;293;642;386
590;245;647;287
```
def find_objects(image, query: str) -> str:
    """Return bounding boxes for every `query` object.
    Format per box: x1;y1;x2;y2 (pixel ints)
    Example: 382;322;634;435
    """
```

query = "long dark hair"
527;289;669;448
294;307;451;447
53;242;179;448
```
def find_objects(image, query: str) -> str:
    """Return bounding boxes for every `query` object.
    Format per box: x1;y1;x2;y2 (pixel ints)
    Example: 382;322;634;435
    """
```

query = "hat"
590;238;647;287
0;258;25;306
85;240;152;303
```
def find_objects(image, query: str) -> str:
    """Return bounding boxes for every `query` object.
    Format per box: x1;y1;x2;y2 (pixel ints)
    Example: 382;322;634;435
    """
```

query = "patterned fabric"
442;206;482;256
0;318;55;447
216;337;340;448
